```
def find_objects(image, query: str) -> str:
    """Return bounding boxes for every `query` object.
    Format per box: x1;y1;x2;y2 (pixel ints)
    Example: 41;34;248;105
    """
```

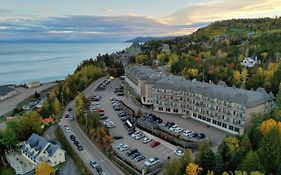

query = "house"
241;56;257;68
41;117;55;126
214;34;229;43
21;133;65;167
161;44;171;54
26;81;41;88
0;85;17;101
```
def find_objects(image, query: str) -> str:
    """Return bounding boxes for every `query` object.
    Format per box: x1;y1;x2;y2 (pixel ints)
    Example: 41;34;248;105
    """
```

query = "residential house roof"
41;117;54;125
0;85;15;96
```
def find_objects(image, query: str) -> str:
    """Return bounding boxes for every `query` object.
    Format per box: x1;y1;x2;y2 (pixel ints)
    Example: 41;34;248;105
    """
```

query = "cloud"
0;15;203;42
164;0;281;24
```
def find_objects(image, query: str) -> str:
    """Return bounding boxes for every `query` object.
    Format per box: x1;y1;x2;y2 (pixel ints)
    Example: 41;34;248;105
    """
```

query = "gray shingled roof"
151;76;274;107
0;86;15;96
24;133;60;157
125;65;165;81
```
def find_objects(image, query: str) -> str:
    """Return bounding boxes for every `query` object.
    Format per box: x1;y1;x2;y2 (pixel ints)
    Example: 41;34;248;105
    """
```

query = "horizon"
1;0;281;42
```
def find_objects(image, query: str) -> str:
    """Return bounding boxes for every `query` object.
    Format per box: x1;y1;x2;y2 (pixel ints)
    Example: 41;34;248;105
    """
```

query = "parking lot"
94;95;178;173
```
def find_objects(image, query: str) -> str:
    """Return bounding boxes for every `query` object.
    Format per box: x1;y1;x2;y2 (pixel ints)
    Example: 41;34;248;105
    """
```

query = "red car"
150;141;160;148
95;108;104;113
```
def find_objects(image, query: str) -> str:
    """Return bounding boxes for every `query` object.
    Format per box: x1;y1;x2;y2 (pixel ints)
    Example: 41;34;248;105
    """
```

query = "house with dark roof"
21;133;65;167
125;66;275;135
0;85;16;101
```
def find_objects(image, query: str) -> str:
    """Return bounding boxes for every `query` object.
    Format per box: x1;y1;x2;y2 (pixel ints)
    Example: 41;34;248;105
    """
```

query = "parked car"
70;134;76;141
130;152;141;159
65;127;71;133
120;144;129;151
117;92;124;96
77;145;84;151
174;149;184;156
95;166;103;174
90;160;98;168
134;155;145;162
143;137;152;144
69;115;75;121
126;148;138;157
150;141;160;148
144;157;160;167
73;140;79;146
113;135;123;140
64;114;69;118
67;108;72;112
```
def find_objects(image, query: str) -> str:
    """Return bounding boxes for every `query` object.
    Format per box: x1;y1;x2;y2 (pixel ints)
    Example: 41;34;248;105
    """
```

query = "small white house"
21;133;65;167
241;56;258;68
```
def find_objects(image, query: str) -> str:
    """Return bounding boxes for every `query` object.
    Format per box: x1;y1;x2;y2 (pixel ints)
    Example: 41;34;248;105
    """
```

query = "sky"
0;0;280;42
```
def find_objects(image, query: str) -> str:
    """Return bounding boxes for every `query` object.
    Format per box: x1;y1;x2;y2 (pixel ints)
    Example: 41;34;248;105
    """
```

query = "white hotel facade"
125;65;275;135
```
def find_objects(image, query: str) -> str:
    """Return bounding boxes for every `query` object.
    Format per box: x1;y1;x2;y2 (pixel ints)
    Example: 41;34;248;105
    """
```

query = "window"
222;123;227;128
212;120;217;124
207;118;211;122
202;116;206;121
166;108;170;112
235;127;240;133
173;109;178;113
198;115;202;119
193;113;197;117
217;121;222;126
229;125;234;130
159;107;163;111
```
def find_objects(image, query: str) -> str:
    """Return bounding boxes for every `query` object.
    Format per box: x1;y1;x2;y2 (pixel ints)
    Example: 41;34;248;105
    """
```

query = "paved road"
59;77;125;175
43;124;79;175
0;83;56;117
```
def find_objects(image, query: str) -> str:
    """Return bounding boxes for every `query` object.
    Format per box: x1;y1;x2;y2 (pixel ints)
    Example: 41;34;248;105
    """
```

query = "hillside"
133;17;281;95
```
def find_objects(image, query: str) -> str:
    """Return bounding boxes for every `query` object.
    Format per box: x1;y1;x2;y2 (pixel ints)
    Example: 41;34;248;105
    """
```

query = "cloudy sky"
0;0;280;42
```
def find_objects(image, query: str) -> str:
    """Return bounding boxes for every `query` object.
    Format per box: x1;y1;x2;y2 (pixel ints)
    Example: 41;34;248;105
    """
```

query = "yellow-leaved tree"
259;119;277;135
35;161;54;175
186;163;202;175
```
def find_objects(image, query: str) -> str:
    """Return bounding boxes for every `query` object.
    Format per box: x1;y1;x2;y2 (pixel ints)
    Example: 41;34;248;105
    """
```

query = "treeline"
163;85;281;175
75;93;112;150
135;17;281;95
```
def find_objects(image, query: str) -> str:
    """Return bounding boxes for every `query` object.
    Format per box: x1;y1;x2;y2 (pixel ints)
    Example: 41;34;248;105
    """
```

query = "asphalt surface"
98;78;228;151
59;76;125;175
0;83;56;117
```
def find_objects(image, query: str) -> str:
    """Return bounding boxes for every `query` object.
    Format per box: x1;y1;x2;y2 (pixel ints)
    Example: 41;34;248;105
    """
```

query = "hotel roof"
152;76;274;107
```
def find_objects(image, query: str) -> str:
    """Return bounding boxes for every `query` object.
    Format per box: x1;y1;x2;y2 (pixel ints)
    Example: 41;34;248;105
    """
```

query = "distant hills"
125;36;178;43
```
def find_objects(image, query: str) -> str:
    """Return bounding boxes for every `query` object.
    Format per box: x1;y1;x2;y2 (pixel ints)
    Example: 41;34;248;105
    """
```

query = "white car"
131;131;141;138
175;127;184;133
169;125;178;131
144;157;160;167
174;149;184;156
143;137;152;144
183;130;193;136
116;143;124;149
65;127;71;133
120;144;129;151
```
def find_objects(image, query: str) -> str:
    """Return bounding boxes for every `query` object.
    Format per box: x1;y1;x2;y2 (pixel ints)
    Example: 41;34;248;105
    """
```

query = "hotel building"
125;65;275;135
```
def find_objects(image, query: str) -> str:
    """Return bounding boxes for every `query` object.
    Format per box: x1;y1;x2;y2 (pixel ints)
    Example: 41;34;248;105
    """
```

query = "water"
0;42;130;85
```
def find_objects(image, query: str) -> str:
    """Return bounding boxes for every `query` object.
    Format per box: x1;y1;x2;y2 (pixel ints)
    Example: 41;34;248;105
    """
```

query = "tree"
250;171;264;175
238;150;264;173
168;53;179;65
35;161;54;175
258;127;281;173
0;120;18;147
75;92;87;117
157;52;168;62
51;97;61;114
180;149;192;173
17;111;42;141
135;54;148;64
259;119;277;136
196;142;216;174
276;83;281;110
163;158;181;175
233;71;241;85
186;163;202;175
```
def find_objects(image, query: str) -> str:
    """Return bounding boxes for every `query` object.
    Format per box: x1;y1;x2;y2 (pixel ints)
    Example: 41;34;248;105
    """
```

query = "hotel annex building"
125;65;275;135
